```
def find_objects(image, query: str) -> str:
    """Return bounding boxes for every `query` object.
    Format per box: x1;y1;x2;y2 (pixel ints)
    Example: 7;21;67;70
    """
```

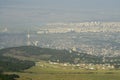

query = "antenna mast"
27;30;31;46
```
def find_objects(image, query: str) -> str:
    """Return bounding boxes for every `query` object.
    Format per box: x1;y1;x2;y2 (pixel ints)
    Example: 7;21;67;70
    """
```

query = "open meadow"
11;61;120;80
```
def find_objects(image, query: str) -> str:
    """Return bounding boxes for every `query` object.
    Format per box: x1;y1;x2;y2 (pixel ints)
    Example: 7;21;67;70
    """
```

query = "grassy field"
16;73;120;80
9;61;120;80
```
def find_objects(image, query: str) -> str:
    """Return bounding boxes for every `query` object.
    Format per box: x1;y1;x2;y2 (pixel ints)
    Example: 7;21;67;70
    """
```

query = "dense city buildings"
0;22;120;57
37;22;120;34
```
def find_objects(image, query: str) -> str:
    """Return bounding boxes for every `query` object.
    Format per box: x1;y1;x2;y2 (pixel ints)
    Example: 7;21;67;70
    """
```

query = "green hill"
0;46;120;80
0;46;103;64
0;46;120;72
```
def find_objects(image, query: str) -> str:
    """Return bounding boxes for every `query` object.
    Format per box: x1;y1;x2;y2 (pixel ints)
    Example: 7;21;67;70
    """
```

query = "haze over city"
0;0;120;27
1;0;120;80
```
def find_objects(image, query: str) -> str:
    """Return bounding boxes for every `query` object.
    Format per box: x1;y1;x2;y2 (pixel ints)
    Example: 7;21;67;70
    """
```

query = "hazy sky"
0;0;120;27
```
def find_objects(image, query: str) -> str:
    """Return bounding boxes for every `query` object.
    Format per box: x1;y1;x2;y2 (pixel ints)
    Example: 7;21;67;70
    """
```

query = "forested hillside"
0;46;103;64
0;46;120;80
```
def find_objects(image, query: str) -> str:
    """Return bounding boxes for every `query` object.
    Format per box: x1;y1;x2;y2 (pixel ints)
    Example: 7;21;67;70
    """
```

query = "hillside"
0;46;120;80
0;46;103;64
0;46;120;71
0;47;37;72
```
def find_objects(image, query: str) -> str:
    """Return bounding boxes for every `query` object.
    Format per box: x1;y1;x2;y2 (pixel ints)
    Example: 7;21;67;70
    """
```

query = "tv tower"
27;31;31;46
